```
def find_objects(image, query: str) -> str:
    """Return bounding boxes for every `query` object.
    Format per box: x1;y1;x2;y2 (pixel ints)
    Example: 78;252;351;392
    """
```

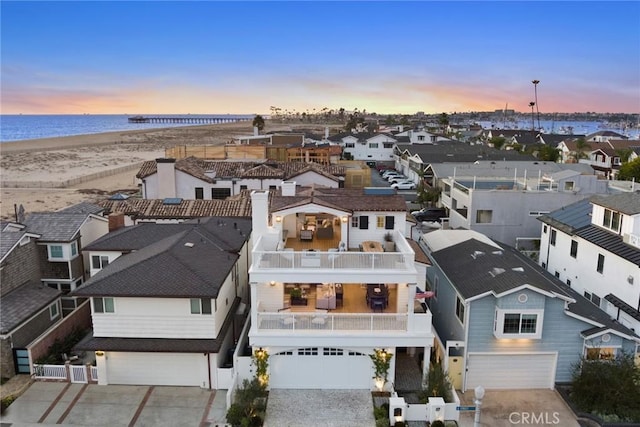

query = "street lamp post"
474;385;485;427
532;79;541;130
529;102;536;131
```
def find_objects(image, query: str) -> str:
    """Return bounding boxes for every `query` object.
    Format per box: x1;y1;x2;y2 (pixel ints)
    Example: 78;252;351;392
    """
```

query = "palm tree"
529;102;536;131
574;138;591;160
252;115;265;133
532;80;541;130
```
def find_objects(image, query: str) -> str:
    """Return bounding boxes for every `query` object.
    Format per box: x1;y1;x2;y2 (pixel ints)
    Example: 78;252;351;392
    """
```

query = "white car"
391;180;416;190
387;175;408;183
381;170;399;178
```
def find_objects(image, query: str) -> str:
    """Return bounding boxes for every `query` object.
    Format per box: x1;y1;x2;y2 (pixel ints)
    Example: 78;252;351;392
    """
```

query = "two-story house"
0;224;61;379
327;132;398;162
421;229;639;392
583;139;640;179
538;192;640;333
137;158;345;200
72;217;252;388
23;204;109;315
247;183;434;389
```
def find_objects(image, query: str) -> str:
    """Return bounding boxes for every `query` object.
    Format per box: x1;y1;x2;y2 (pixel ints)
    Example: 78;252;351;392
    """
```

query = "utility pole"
529;102;536;131
532;79;541;130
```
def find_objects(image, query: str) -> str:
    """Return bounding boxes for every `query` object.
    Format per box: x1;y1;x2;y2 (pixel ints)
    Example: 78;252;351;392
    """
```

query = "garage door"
270;348;371;389
466;353;556;390
106;352;204;386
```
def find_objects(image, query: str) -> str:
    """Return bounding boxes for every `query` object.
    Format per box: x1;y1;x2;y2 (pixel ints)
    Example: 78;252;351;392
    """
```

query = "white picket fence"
32;364;97;384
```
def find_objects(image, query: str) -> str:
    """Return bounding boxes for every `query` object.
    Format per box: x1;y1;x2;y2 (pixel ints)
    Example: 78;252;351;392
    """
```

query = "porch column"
250;282;259;331
422;344;431;386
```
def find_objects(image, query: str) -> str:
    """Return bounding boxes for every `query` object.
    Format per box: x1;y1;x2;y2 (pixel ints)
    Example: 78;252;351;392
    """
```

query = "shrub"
570;352;640;422
431;421;445;427
419;359;453;403
373;405;387;420
1;396;15;414
375;418;390;427
225;379;268;427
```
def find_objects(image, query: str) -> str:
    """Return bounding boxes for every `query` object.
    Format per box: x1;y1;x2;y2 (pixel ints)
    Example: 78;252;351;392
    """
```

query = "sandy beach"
0;121;270;221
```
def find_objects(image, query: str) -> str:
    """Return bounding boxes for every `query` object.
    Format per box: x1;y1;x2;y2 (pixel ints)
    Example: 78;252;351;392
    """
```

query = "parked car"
391;181;416;190
413;208;448;222
381;170;398;178
387;175;408;183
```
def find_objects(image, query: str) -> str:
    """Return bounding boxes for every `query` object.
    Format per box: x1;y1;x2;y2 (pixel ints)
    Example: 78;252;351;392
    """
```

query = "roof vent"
512;267;525;272
489;267;506;277
184;242;194;248
471;251;485;259
492;250;503;255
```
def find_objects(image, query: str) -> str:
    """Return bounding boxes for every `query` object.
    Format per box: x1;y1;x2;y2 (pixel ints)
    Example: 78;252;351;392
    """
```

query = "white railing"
90;366;98;382
33;364;67;380
252;250;413;271
257;312;408;332
70;365;87;383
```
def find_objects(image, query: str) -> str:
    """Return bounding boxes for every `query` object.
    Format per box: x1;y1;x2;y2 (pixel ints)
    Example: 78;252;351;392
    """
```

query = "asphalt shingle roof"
23;212;89;242
605;294;640;322
73;218;252;298
59;202;104;215
575;225;640;266
1;282;61;333
0;229;26;261
590;192;640;215
397;141;534;164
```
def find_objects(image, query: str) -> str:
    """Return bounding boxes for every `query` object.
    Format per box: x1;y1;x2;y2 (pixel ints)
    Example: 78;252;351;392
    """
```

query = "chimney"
108;213;125;232
281;181;296;196
253;126;259;136
399;125;404;133
325;127;329;139
156;158;177;199
250;190;269;244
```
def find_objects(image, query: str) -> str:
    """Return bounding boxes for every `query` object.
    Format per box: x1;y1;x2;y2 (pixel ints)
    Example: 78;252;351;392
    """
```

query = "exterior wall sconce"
270;281;276;287
341;216;348;223
95;351;105;357
275;216;282;223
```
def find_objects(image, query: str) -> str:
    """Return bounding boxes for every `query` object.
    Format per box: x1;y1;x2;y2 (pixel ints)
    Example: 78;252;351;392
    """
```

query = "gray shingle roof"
0;230;26;261
23;212;90;242
605;294;640;322
431;238;637;337
59;202;104;215
538;198;593;234
1;282;61;333
73;218;252;298
397;142;535;164
590;192;640;215
575;225;640;266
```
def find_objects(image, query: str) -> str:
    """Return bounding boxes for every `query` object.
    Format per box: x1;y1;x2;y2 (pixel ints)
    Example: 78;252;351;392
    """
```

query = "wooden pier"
128;116;250;124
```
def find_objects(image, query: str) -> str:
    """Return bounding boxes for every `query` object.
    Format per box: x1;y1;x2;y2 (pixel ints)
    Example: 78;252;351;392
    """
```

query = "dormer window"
602;208;621;233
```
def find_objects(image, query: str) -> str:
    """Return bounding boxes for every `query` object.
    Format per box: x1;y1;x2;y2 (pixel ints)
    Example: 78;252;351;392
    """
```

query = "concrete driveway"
456;389;579;427
264;389;375;427
0;382;227;426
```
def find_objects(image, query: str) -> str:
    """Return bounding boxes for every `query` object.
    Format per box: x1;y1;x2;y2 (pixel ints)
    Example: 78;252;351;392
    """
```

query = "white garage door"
270;348;371;389
466;353;556;390
106;352;204;386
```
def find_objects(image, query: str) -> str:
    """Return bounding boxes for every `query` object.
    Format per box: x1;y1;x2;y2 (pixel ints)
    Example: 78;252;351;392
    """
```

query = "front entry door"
14;349;30;374
448;356;463;390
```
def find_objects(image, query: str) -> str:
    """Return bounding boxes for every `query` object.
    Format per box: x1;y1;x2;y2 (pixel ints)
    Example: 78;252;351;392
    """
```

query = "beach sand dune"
0;121;326;221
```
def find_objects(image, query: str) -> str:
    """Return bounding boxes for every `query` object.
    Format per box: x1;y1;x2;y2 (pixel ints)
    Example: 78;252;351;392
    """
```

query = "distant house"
72;217;252;388
585;130;628;143
0;224;61;379
583;139;640;179
327;131;398;162
538;193;640;334
136;158;345;200
393;128;452;145
421;230;640;391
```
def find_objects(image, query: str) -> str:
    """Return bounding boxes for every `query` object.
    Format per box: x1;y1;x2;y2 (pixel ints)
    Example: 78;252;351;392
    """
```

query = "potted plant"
383;232;395;252
290;287;306;305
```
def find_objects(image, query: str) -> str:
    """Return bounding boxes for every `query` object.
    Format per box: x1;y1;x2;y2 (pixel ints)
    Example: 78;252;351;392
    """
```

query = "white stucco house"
327;132;398;162
247;183;435;389
538;192;640;335
72;217;252;388
137;158;345;200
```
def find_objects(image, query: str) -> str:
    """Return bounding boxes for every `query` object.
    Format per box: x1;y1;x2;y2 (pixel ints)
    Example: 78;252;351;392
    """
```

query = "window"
358;216;369;230
376;216;385;229
384;216;394;230
570;240;578;258
49;245;63;259
47;282;73;294
211;188;231;199
383;143;393;149
369;143;378;149
71;241;78;257
613;157;621;166
418;135;425;141
269;185;277;190
550;230;557;246
49;302;60;320
555;271;560;278
494;309;543;339
94;297;114;313
543;225;548;234
195;187;204;199
455;296;465;324
190;298;212;315
597;254;605;274
584;291;601;307
602;208;621;233
566;279;571;286
298;348;318;356
585;347;616;360
323;348;344;356
475;210;493;224
345;143;355;148
92;255;109;269
564;181;575;191
351;216;359;228
240;185;247;190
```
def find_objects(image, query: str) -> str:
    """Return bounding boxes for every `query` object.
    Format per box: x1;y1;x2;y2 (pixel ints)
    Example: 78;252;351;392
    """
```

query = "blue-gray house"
420;230;639;391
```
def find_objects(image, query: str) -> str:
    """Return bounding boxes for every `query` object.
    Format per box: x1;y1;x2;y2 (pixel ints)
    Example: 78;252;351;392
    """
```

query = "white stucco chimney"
281;181;296;197
253;126;259;136
250;190;270;241
156;158;177;199
325;127;329;139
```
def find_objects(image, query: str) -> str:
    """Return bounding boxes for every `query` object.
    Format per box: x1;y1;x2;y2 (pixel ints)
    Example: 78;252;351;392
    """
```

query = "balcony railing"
252;250;413;271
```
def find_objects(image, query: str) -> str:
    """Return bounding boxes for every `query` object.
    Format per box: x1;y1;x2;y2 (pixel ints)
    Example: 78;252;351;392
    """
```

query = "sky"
1;1;639;115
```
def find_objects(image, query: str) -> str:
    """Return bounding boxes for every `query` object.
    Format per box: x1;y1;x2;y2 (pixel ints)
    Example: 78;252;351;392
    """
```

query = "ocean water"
0;114;255;142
